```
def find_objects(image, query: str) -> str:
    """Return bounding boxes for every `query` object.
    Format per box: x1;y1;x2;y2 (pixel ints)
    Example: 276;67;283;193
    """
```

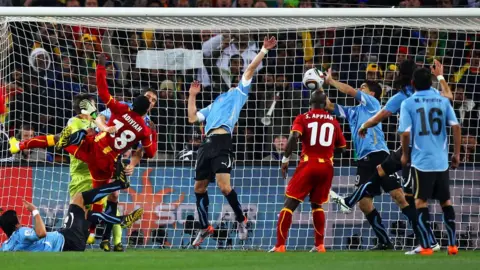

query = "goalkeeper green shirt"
67;116;96;178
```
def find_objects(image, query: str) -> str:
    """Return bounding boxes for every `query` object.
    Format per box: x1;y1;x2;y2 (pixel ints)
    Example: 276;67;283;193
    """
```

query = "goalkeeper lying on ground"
0;178;143;252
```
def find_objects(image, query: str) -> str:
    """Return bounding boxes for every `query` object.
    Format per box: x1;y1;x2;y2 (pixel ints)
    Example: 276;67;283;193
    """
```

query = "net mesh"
0;14;479;250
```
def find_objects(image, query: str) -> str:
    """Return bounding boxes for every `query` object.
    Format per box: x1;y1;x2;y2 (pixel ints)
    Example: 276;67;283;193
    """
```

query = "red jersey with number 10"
291;109;346;162
95;65;157;159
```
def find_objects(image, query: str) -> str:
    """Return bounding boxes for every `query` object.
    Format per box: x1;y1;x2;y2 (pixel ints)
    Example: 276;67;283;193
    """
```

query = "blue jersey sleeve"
333;104;351;119
99;108;112;121
355;91;379;113
445;99;459;126
238;76;252;95
21;227;39;242
197;104;212;122
398;101;413;133
384;92;407;114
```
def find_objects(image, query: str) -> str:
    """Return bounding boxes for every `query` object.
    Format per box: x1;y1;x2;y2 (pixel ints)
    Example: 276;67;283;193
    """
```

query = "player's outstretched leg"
310;203;326;253
81;180;129;206
358;197;394;250
329;190;351;214
216;173;248;241
269;197;301;253
192;180;213;247
441;200;458;255
343;168;385;208
9;134;57;154
56;127;87;151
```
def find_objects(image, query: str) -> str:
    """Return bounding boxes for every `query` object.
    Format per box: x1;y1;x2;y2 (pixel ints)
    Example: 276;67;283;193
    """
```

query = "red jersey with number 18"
291;109;346;161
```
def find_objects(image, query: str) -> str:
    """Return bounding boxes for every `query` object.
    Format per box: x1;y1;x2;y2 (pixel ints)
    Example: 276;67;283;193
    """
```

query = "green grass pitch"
1;250;479;270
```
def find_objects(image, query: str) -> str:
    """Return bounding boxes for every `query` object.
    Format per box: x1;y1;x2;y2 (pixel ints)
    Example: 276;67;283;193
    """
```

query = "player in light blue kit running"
187;36;277;246
0;179;143;252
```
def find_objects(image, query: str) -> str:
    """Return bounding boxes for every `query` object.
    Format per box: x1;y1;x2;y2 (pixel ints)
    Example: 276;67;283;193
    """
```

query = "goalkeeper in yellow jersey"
9;93;143;251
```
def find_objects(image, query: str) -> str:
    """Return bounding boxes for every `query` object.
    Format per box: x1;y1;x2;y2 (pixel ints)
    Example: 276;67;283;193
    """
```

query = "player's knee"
390;188;408;208
440;200;452;208
284;197;300;212
218;183;232;195
108;192;119;202
310;202;322;210
358;197;374;213
194;180;209;194
376;165;386;177
415;198;428;209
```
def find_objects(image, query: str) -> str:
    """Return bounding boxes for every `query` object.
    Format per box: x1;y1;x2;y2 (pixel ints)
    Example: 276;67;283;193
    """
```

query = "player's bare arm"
23;199;46;239
400;131;410;167
451;124;461;169
187;81;202;124
242;36;277;82
325;68;357;98
94;116;116;134
358;109;392;138
281;131;301;179
431;59;453;101
124;148;143;176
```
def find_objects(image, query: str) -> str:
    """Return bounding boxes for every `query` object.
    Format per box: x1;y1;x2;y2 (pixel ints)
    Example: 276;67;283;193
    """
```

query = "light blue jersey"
398;89;459;172
99;101;150;126
333;91;388;159
1;227;64;252
384;86;440;115
197;77;252;134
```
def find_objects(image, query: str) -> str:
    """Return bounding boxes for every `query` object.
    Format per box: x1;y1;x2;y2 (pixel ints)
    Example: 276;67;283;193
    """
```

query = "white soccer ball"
302;68;325;90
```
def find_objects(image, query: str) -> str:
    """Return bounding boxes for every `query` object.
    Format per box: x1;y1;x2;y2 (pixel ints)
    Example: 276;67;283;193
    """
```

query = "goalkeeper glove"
79;99;98;120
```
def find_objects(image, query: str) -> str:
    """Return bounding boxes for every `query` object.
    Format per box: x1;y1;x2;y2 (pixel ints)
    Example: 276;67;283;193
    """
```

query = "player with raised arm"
94;89;157;251
0;180;143;252
398;67;461;256
187;36;277;247
269;91;346;253
333;60;452;252
55;53;158;189
324;70;419;250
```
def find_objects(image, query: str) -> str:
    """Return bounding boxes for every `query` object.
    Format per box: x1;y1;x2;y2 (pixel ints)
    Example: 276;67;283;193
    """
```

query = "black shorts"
381;147;414;195
59;204;89;252
356;151;401;196
195;133;234;182
411;168;451;202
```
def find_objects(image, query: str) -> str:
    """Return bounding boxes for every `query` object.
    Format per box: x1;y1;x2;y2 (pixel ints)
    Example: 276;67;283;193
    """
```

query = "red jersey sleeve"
96;65;129;114
291;114;305;135
334;120;347;148
141;127;158;158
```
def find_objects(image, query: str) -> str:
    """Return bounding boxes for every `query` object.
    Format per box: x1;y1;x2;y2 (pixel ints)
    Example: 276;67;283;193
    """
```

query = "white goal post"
0;8;479;250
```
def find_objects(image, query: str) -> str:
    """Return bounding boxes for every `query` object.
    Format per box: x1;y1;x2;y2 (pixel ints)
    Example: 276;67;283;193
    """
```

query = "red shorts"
68;135;115;182
285;160;334;205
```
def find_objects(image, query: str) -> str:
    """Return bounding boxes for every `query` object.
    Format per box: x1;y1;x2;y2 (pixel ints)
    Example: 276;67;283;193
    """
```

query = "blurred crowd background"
0;2;479;166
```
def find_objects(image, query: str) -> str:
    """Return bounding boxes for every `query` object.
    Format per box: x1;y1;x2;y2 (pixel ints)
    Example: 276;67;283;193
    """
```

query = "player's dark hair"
412;68;432;91
394;59;417;95
141;88;158;99
364;80;383;101
0;210;19;237
132;95;150;116
73;94;96;115
310;90;327;109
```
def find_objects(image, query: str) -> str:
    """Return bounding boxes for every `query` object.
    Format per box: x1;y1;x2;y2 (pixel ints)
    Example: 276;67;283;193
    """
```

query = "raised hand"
430;59;444;77
325;68;334;85
263;36;277;50
189;80;201;97
23;199;37;212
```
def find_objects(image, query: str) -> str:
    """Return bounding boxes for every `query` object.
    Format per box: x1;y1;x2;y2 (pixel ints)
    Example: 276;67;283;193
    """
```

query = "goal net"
0;8;479;250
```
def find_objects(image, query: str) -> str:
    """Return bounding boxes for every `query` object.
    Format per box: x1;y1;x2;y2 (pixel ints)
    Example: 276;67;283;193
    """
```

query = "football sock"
20;135;56;150
400;204;422;242
195;192;210;229
312;208;326;246
442;205;456;246
113;224;122;245
225;189;245;223
102;201;118;241
87;211;121;225
276;208;293;247
416;207;433;249
365;208;391;245
82;181;125;205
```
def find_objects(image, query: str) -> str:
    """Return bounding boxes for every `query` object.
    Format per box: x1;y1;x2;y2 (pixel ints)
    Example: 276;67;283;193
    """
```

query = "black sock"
70;130;87;146
102;201;118;241
195;192;209;229
401;204;421;243
365;208;391;245
225;189;245;223
82;181;125;205
442;205;456;246
87;211;121;225
416;207;433;249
